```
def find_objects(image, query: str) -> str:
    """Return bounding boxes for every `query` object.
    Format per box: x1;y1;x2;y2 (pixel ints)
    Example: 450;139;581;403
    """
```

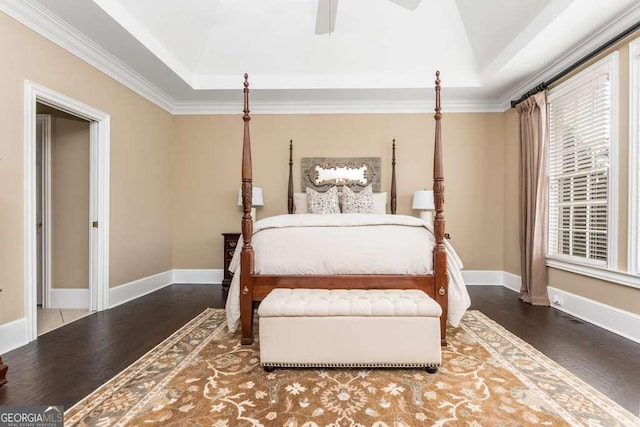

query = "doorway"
35;107;94;335
25;82;111;342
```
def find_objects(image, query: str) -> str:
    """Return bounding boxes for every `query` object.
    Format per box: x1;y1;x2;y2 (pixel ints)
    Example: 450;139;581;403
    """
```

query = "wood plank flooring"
0;285;638;417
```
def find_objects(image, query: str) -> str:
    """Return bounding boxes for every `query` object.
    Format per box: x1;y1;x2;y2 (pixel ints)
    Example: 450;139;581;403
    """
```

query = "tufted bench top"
258;288;442;318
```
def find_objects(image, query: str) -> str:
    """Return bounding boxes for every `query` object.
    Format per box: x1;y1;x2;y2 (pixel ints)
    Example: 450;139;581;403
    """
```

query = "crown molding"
500;1;640;110
0;0;176;112
172;98;504;115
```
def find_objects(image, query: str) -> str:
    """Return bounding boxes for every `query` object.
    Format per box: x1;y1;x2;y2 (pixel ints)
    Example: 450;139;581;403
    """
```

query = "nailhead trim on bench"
261;362;441;369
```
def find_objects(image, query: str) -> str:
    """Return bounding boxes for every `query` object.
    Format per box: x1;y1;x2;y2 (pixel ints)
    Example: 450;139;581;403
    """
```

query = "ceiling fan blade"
388;0;422;11
315;0;339;35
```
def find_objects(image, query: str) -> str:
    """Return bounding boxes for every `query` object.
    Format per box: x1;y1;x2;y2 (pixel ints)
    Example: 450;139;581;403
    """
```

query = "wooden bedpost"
288;140;294;214
391;139;397;214
433;71;448;346
240;73;255;345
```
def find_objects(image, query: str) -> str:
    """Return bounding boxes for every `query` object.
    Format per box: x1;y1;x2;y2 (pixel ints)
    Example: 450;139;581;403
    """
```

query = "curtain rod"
510;20;640;108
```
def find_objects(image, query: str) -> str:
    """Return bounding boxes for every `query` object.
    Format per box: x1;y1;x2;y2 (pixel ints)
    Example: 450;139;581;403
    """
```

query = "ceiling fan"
315;0;423;35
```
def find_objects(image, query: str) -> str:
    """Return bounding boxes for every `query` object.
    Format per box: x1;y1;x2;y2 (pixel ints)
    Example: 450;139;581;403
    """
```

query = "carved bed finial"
434;70;441;120
288;140;294;214
243;73;250;122
391;139;397;214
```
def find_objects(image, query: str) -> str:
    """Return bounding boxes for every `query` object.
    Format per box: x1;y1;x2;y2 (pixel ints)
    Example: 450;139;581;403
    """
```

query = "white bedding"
225;214;470;331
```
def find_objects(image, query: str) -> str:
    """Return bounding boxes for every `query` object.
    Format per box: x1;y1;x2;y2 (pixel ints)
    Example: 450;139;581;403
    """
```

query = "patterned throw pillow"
341;185;375;214
306;186;340;214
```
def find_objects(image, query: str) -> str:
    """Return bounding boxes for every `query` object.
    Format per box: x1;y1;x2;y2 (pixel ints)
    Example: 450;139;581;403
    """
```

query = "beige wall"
172;113;507;272
0;12;173;325
504;32;640;314
51;115;90;289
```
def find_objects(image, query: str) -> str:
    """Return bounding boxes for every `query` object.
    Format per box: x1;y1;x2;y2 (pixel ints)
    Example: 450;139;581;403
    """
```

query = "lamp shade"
412;190;434;210
238;187;264;207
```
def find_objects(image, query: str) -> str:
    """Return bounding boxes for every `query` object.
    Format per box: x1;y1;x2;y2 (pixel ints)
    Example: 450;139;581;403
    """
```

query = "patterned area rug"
65;309;638;426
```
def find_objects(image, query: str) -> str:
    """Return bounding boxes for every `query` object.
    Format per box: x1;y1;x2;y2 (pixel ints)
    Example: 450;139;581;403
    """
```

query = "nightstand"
222;233;241;297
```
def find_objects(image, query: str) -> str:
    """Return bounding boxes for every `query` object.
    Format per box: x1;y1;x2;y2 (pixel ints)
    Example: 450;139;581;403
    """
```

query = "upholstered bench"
258;288;442;372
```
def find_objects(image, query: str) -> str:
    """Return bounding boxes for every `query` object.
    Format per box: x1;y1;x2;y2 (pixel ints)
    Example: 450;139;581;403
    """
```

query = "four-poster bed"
235;71;457;346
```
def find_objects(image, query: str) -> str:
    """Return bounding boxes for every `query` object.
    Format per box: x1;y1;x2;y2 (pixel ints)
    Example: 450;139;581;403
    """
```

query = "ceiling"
3;0;640;113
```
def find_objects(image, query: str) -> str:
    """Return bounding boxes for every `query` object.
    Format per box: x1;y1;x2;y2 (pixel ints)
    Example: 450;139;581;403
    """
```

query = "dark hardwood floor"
0;285;638;416
470;286;640;415
0;284;224;410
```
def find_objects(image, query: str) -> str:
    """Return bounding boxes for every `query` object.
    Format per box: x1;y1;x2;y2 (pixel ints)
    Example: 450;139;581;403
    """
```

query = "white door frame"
24;81;110;342
36;114;52;309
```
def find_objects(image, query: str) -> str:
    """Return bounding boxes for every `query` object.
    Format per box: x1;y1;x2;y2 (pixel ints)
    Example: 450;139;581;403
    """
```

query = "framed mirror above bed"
301;157;382;192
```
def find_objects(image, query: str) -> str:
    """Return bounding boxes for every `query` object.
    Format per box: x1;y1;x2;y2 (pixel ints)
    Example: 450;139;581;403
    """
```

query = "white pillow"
306;187;340;214
293;192;308;214
373;192;387;214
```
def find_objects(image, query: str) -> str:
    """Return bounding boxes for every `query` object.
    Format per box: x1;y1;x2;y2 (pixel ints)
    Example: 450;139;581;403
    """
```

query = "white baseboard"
172;269;223;284
108;269;223;309
462;270;522;291
0;317;28;355
49;288;90;309
1;268;220;353
109;270;173;309
464;269;640;344
547;286;640;344
462;270;504;286
502;271;522;292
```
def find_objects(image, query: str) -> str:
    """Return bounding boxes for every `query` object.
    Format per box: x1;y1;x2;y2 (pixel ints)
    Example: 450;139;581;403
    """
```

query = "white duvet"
225;214;470;331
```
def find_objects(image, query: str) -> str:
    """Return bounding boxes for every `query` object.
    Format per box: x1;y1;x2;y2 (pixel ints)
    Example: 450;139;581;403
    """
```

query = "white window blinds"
548;57;616;267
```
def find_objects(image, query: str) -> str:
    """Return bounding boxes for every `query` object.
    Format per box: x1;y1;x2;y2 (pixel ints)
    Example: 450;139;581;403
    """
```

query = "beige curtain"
517;92;550;306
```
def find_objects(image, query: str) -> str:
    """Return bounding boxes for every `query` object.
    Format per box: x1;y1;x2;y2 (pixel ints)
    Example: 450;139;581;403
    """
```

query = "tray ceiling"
7;0;640;112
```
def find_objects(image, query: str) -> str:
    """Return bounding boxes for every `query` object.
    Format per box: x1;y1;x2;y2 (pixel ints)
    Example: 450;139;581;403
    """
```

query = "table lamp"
412;190;435;222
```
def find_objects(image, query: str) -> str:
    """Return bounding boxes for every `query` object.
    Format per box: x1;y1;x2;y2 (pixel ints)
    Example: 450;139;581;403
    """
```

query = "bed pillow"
293;192;308;214
341;185;375;214
372;192;387;214
306;186;340;214
296;190;386;213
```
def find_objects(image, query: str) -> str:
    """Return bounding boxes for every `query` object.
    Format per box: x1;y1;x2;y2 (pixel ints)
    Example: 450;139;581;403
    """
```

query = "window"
629;38;640;274
547;53;618;268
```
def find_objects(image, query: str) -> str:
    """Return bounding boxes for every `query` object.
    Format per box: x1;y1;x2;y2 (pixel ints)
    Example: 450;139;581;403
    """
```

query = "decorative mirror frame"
301;157;381;192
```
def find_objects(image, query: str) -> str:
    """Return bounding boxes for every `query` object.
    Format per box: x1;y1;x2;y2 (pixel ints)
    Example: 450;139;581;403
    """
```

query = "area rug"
65;309;638;426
